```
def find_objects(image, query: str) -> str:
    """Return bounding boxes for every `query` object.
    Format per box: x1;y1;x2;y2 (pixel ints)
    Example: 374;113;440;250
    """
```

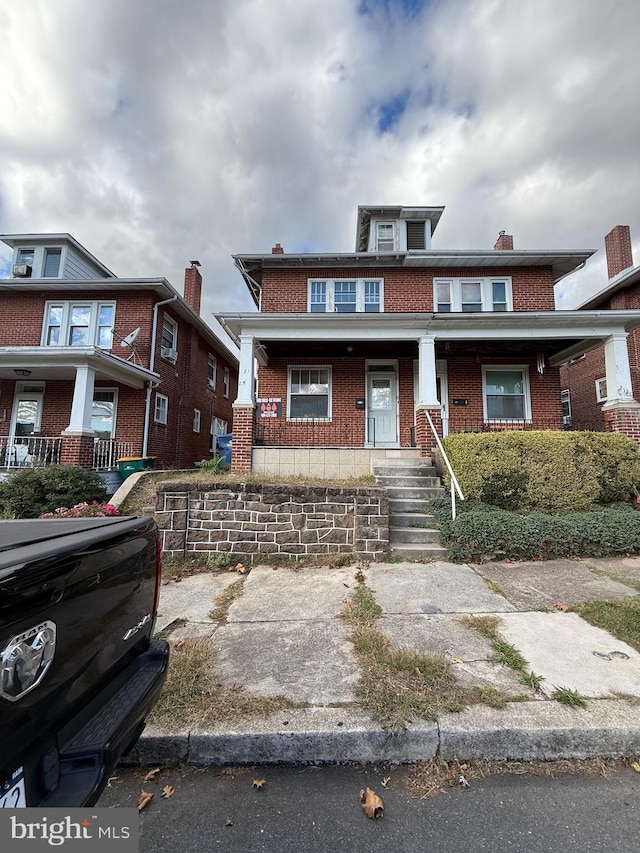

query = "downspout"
142;293;178;457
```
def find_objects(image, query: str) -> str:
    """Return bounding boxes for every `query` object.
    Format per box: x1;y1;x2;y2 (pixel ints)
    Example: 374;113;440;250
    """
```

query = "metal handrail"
424;410;464;520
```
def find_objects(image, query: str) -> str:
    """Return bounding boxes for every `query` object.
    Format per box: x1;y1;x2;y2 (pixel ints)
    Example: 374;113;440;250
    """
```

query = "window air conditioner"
12;264;32;277
161;347;178;361
208;379;216;388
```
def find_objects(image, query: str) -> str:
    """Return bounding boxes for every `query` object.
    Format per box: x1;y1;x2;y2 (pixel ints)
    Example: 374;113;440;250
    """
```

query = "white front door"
8;383;44;465
367;370;398;446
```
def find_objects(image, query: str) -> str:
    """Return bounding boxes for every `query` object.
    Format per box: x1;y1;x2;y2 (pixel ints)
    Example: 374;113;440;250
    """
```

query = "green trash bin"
117;456;156;480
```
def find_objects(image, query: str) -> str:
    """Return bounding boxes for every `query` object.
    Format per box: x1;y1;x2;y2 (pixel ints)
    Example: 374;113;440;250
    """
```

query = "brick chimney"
604;225;633;279
494;231;514;250
271;243;284;254
184;260;202;314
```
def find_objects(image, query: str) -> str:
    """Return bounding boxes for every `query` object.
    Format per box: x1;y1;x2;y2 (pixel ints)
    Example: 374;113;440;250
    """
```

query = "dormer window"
376;222;395;252
16;249;35;273
43;248;62;277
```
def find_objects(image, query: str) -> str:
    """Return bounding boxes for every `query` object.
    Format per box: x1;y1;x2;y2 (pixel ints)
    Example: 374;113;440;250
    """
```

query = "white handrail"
423;410;464;520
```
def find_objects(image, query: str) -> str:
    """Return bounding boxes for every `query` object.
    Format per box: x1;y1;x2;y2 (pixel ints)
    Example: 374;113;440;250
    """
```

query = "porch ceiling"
0;347;159;388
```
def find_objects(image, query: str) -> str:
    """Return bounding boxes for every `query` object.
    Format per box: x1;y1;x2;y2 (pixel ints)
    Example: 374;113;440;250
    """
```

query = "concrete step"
386;485;445;500
375;474;441;488
373;461;436;477
389;498;435;514
390;526;442;544
389;542;448;560
390;512;438;528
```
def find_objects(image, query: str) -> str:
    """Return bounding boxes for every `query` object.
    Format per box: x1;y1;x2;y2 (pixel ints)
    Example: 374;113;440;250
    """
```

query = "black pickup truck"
0;516;169;807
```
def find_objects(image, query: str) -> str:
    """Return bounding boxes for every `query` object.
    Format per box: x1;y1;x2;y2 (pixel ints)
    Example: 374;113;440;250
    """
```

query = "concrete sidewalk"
128;557;640;766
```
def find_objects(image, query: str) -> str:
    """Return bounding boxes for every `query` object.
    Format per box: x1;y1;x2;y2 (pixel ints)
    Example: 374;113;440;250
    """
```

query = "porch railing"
255;415;377;447
447;418;606;434
1;436;63;468
93;439;135;470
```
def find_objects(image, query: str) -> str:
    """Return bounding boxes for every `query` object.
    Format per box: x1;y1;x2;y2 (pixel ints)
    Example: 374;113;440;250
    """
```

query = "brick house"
560;225;640;437
217;205;640;476
0;234;237;479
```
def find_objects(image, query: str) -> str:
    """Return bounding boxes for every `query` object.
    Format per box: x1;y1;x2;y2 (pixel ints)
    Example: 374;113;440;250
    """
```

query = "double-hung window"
223;366;230;398
208;355;217;389
483;367;530;422
193;409;201;433
288;367;331;420
154;393;168;424
43;248;62;277
376;222;395;251
161;315;178;360
307;279;383;313
434;278;512;312
43;301;115;347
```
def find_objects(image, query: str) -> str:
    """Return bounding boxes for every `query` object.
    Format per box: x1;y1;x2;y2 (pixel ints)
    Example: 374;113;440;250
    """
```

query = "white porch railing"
1;436;63;468
93;439;134;470
424;410;464;520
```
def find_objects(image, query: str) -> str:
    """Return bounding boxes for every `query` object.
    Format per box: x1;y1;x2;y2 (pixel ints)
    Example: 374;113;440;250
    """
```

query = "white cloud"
1;0;640;321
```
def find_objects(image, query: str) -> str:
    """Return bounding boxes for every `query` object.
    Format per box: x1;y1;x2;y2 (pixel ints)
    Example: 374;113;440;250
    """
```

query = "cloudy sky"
1;0;639;333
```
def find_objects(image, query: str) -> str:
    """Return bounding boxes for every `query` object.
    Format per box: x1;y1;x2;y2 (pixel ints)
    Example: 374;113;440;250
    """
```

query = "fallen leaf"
138;791;154;811
252;778;266;790
225;817;234;827
631;761;640;773
174;639;186;650
143;768;161;782
381;777;391;789
360;787;384;819
458;774;470;788
235;563;246;573
162;785;175;798
453;658;464;664
554;603;570;612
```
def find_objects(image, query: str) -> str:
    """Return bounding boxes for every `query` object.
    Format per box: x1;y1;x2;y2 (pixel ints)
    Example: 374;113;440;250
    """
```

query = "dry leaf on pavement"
381;777;391;788
162;785;175;798
554;603;570;612
631;761;640;773
252;778;266;790
235;563;246;573
360;787;384;819
138;791;154;811
143;768;161;782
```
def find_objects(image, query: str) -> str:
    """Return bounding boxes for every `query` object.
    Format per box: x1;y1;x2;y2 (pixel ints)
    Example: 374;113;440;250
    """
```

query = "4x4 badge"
0;621;56;702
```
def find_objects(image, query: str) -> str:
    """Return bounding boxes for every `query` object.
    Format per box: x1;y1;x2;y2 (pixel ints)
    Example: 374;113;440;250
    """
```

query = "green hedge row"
0;465;108;519
430;497;640;563
441;431;640;512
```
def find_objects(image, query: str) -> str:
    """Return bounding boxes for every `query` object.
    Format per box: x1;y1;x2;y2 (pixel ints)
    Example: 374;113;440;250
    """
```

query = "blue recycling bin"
217;434;232;467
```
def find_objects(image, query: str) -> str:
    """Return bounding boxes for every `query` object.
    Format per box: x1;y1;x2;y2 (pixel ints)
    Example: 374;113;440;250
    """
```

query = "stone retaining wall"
156;481;389;562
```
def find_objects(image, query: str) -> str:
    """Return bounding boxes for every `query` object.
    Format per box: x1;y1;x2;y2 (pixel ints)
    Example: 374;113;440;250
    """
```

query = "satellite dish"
120;327;140;348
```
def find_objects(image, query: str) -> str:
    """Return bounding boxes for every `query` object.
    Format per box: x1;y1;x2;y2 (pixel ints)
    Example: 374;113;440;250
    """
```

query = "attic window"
43;248;62;277
376;222;395;252
406;221;426;250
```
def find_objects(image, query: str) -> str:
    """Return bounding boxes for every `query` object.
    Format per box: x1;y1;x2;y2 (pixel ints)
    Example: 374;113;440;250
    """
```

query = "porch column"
602;332;640;445
65;365;96;434
415;335;440;458
231;334;256;473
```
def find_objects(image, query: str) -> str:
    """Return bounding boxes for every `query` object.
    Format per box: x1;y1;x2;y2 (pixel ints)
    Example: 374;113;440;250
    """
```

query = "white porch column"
236;334;256;405
64;365;96;434
603;333;635;404
417;335;439;406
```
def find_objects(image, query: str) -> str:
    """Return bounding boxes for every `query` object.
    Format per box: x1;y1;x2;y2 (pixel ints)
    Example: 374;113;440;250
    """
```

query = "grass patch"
209;579;245;621
575;599;640;652
551;686;588;708
459;615;543;690
340;572;515;730
149;637;299;730
584;566;640;594
162;554;217;581
405;756;627;799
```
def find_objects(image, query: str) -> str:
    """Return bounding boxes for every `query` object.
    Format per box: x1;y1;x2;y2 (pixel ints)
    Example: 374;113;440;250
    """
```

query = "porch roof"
0;347;160;389
216;309;640;367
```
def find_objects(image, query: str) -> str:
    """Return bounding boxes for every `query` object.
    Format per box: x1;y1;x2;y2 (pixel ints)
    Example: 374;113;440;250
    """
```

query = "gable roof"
576;263;640;310
1;233;116;277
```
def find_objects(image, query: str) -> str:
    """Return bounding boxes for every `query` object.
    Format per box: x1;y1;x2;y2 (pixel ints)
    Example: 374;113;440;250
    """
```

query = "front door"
8;383;44;466
367;369;398;446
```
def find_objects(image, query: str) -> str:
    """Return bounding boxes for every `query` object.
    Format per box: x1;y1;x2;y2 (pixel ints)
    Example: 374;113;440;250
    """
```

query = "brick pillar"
231;404;255;474
60;435;95;468
602;403;640;445
605;226;633;279
415;407;441;458
494;231;514;250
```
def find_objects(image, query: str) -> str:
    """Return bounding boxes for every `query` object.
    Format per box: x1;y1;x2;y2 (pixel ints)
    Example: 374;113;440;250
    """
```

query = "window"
43;248;62;277
288;367;331;420
160;316;178;361
154;393;168;424
92;390;117;437
595;378;608;402
376;222;395;251
17;248;34;271
307;279;383;312
208;355;217;389
223;366;230;398
43;301;115;347
210;417;228;451
561;389;572;425
434;278;513;312
483;367;530;421
193;409;201;433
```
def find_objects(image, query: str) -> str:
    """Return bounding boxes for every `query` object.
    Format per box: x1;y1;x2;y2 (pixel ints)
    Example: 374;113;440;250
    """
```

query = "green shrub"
195;454;229;473
442;430;639;512
0;465;108;519
429;497;640;562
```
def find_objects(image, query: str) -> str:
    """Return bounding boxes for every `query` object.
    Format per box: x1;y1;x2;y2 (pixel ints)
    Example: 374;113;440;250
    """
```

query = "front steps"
373;457;448;560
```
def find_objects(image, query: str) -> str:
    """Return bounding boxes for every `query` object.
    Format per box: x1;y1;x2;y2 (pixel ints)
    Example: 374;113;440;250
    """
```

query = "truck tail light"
153;537;163;614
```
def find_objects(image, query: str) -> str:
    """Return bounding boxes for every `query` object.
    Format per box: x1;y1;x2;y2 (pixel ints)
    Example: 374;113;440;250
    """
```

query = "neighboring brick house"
217;205;640;476
560;225;640;435
0;234;238;477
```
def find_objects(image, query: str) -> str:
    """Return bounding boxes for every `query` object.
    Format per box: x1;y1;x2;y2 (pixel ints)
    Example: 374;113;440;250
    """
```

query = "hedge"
441;430;640;512
429;497;640;563
0;465;108;519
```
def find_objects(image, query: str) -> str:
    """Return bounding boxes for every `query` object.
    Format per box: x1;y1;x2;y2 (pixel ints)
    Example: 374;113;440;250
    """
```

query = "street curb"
122;700;640;767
